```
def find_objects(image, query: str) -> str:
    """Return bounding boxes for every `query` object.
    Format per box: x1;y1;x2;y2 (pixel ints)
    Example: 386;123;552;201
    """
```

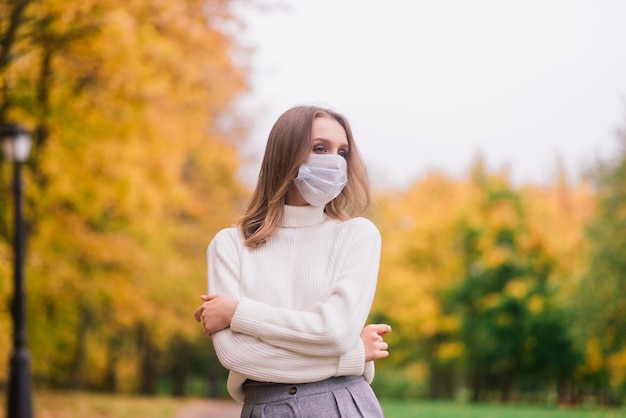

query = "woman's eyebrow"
312;138;349;148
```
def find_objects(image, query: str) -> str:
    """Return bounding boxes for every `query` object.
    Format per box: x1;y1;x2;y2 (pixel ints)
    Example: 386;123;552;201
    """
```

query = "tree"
446;171;579;402
370;172;470;399
370;158;591;402
0;0;249;393
576;131;626;404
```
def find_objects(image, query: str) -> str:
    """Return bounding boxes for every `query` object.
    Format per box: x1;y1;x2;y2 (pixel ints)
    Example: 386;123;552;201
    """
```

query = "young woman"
194;105;391;417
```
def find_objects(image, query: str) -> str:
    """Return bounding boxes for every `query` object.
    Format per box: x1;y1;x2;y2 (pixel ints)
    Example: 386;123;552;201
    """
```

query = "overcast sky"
232;0;626;189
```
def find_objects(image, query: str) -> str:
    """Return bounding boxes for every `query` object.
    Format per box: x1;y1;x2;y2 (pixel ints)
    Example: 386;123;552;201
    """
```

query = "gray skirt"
240;375;384;418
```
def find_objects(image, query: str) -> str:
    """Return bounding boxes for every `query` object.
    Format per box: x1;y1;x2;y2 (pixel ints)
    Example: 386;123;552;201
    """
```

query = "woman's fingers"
194;294;219;322
194;306;204;322
361;323;392;361
374;323;392;336
363;323;392;336
195;294;238;336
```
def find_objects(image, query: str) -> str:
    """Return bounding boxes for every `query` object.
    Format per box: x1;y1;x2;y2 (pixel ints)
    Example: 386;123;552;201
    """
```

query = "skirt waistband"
243;375;364;404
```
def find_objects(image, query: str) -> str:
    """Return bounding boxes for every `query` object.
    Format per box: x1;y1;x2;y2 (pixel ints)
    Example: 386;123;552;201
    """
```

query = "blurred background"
0;0;625;412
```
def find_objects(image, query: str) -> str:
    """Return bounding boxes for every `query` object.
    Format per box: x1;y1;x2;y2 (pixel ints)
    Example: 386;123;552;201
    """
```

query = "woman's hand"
194;294;238;336
360;323;392;362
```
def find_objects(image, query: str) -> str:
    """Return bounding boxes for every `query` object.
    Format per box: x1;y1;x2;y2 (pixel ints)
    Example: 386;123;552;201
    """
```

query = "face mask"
293;154;348;207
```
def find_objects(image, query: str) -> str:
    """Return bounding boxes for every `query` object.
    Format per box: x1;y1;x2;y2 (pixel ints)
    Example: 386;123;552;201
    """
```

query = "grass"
2;391;625;418
381;400;626;418
3;391;196;418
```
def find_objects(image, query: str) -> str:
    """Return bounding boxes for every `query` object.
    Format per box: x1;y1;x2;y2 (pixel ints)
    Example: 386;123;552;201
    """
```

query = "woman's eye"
338;150;348;159
313;146;326;153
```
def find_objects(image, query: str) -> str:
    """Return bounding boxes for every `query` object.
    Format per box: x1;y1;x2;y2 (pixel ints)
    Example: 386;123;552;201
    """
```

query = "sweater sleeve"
212;328;365;382
207;227;370;380
230;218;382;357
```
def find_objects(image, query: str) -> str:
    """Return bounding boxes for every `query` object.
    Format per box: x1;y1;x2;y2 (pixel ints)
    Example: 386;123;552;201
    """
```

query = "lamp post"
1;122;33;418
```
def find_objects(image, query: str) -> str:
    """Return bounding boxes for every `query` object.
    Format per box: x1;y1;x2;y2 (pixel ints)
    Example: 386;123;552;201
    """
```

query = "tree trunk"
137;323;159;395
69;305;90;389
170;337;189;397
499;371;513;401
207;359;220;399
469;365;484;402
428;363;455;399
104;336;122;392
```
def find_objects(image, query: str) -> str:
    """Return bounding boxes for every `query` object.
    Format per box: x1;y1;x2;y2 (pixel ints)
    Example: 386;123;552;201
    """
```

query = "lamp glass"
1;130;32;163
12;133;32;162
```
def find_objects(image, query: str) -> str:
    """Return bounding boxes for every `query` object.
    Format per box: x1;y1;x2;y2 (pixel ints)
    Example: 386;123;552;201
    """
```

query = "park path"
173;399;241;418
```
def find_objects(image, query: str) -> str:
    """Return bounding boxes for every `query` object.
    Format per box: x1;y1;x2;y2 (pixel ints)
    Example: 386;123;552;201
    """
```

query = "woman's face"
286;115;349;206
310;115;349;158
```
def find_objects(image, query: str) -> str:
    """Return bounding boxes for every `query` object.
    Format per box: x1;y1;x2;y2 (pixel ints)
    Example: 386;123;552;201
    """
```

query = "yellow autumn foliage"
436;341;465;363
1;0;621;400
503;278;529;300
371;162;601;397
0;0;249;389
607;348;626;387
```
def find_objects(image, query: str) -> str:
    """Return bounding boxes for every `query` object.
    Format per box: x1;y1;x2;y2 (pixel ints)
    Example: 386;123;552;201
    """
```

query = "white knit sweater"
207;204;382;403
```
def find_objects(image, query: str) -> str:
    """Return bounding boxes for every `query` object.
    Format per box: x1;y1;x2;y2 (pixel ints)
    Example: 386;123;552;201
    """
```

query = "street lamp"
1;122;33;418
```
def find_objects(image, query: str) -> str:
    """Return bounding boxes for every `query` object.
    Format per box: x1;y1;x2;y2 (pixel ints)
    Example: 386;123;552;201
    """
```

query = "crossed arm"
195;221;392;378
194;294;391;362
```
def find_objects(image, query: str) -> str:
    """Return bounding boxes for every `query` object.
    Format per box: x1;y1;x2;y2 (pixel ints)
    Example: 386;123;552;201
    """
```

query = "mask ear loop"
293;165;303;179
293;153;311;179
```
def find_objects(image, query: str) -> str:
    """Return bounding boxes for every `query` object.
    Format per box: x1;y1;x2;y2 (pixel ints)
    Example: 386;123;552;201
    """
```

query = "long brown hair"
239;105;372;248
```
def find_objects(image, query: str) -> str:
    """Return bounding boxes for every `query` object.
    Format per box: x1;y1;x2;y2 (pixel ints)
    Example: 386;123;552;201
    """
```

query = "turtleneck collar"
282;205;327;228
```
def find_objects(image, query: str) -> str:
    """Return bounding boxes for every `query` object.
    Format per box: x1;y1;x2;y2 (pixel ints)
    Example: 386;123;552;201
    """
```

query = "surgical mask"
293;154;348;207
